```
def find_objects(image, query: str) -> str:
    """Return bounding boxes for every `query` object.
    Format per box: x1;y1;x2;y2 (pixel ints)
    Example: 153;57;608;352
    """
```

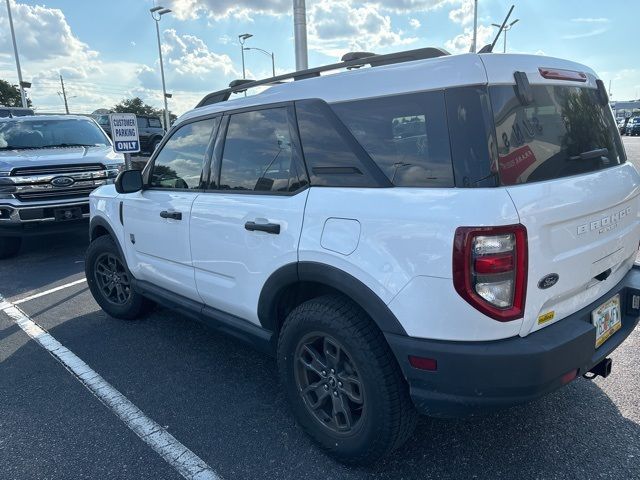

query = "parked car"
625;117;640;136
96;114;165;153
0;115;124;258
86;48;640;464
0;106;35;118
617;117;627;135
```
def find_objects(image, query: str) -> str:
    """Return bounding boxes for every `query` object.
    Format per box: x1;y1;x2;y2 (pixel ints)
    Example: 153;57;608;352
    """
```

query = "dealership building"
611;100;640;118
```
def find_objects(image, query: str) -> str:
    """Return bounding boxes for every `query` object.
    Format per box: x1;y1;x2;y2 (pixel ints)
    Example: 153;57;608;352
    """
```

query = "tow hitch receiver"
584;358;613;379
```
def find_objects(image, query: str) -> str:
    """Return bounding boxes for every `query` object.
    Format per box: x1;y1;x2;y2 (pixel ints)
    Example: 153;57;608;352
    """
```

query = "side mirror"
115;169;143;194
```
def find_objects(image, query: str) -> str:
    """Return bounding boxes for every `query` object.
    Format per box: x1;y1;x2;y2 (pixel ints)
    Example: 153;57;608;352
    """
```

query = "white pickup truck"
0;115;124;258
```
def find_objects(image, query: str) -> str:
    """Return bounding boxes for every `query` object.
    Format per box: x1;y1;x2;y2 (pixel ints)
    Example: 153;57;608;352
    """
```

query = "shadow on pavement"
26;302;639;480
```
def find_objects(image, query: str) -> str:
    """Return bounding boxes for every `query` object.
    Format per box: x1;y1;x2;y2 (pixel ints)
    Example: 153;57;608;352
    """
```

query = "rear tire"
85;235;151;319
0;237;21;259
277;294;417;465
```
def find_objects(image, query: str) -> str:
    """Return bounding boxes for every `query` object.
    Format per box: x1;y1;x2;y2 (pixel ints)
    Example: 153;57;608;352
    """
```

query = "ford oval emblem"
51;176;75;187
538;273;559;290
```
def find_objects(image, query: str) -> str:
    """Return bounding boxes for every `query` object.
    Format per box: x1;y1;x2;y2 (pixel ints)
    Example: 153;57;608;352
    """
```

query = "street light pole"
293;0;308;71
471;0;478;53
244;47;276;77
150;6;172;131
492;19;519;53
238;33;253;79
5;0;27;108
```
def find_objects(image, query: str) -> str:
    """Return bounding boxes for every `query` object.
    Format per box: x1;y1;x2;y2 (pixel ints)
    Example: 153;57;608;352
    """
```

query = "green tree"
112;97;177;126
0;79;32;107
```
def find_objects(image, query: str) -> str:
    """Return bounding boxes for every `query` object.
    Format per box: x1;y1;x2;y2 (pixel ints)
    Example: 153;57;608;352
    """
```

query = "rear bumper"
386;266;640;417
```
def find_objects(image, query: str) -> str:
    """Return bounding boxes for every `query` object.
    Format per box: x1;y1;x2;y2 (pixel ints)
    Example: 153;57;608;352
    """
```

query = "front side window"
149;117;218;189
136;117;148;128
0;118;109;149
332;91;454;187
219;108;303;192
490;84;625;185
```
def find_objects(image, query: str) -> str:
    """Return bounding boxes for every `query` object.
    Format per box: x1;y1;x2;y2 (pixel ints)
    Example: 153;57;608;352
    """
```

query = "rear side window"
490;85;625;185
219;108;304;192
332;91;454;187
148;117;162;128
296;100;386;187
149;117;218;189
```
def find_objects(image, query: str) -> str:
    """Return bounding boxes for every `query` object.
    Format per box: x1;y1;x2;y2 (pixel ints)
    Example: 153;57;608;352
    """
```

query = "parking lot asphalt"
1;137;640;480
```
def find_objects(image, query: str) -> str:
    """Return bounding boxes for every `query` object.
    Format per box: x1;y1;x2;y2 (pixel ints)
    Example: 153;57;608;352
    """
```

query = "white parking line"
0;297;221;480
14;278;87;305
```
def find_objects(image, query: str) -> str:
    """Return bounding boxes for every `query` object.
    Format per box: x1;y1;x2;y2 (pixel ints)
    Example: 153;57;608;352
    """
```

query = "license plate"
54;207;82;221
591;294;622;348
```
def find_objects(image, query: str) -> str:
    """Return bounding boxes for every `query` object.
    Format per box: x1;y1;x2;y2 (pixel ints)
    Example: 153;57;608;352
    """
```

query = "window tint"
490;85;625;185
148;117;162;128
296;100;383;187
219;108;303;192
149;118;218;189
332;91;454;187
136;117;148;128
445;86;499;187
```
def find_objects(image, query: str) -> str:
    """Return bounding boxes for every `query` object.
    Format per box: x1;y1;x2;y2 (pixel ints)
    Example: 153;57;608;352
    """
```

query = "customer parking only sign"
109;113;140;153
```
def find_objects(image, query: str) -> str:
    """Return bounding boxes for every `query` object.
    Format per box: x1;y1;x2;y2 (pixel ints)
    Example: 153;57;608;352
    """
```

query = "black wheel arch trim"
89;216;127;266
258;261;408;336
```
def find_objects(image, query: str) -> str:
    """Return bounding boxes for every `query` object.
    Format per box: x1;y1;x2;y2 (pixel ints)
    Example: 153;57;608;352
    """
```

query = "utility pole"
293;0;308;70
59;75;69;114
6;0;28;108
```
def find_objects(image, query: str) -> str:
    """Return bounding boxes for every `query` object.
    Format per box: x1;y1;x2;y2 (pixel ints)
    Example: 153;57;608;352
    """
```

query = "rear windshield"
490;85;625;185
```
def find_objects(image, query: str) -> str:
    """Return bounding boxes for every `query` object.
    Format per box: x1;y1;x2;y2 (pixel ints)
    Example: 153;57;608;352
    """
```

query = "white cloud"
308;1;418;58
167;0;289;21
571;17;609;23
168;0;458;21
562;28;608;40
444;24;493;53
137;29;238;109
448;0;474;25
0;2;95;62
409;18;421;29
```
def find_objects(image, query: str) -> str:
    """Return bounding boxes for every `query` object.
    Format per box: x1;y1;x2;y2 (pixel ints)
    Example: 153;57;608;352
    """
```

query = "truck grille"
6;163;111;202
11;163;105;176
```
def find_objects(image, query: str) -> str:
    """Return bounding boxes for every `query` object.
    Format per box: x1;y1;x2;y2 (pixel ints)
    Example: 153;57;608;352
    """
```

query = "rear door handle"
244;221;280;234
160;210;182;220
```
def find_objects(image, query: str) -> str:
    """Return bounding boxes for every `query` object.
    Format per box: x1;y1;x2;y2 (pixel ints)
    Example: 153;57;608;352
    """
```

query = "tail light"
453;225;527;321
538;68;587;82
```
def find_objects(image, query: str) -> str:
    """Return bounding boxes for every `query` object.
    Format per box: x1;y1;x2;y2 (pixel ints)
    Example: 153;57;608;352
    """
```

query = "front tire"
85;235;151;319
277;294;417;465
0;236;21;259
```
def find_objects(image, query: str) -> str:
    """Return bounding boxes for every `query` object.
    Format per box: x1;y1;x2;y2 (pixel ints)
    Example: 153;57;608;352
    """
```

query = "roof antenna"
482;4;514;53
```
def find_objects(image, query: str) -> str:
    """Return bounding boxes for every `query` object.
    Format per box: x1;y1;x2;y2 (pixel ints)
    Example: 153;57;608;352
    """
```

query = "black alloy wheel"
294;333;365;434
94;252;132;305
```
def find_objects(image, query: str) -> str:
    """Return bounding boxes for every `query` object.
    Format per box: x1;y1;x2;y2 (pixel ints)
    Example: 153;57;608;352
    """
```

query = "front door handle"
160;210;182;220
244;221;280;234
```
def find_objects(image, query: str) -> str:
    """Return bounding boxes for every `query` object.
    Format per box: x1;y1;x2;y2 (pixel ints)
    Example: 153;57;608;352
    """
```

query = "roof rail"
195;46;450;108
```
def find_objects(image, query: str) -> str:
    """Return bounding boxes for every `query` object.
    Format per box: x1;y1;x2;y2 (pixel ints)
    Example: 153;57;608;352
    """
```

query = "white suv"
86;48;640;464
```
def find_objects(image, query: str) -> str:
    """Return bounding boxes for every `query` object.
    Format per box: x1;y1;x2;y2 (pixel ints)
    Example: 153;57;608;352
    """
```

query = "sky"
0;0;638;116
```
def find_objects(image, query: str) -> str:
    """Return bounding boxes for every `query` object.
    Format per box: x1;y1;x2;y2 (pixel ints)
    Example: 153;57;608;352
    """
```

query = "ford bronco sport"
85;48;640;464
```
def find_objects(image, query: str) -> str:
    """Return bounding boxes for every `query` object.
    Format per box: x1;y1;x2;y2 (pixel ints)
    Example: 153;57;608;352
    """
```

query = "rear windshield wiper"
569;148;609;161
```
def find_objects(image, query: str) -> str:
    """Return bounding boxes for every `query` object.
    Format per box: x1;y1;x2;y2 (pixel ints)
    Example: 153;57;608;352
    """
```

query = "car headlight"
105;163;125;183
